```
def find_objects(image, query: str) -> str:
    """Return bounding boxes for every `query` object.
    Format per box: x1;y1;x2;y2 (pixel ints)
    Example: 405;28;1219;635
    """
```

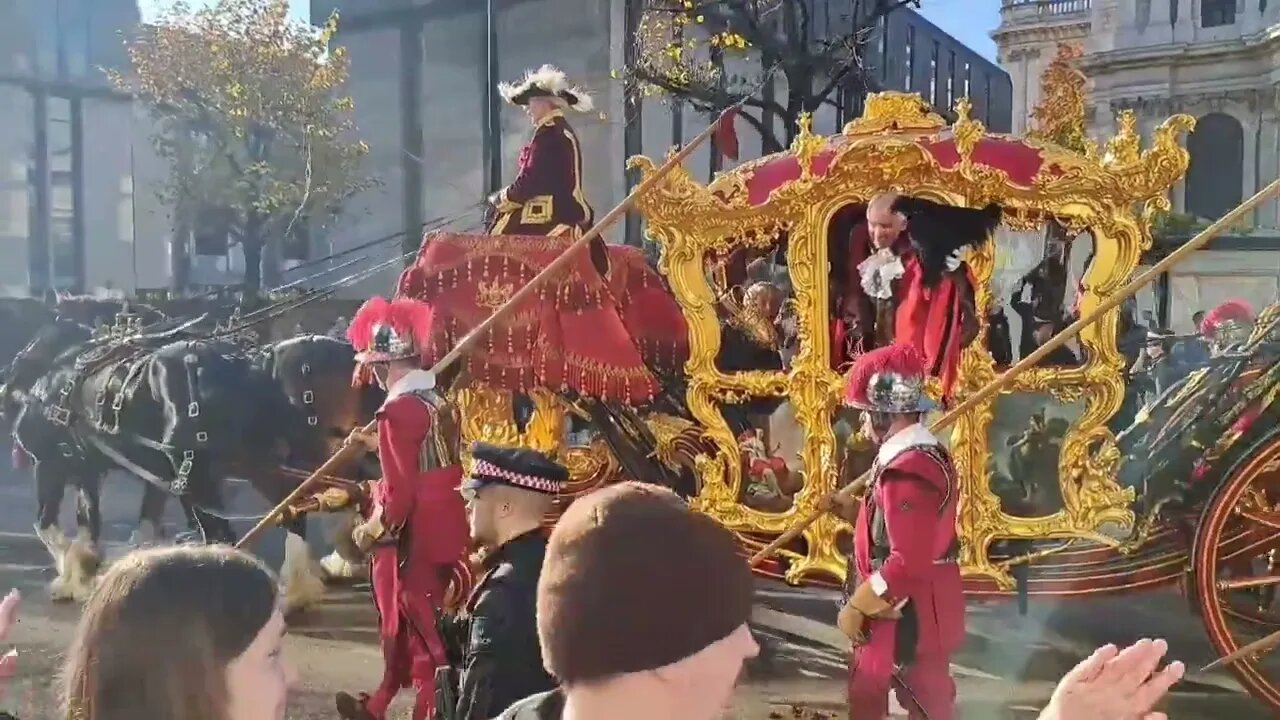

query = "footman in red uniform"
489;65;595;237
335;296;470;720
832;344;964;720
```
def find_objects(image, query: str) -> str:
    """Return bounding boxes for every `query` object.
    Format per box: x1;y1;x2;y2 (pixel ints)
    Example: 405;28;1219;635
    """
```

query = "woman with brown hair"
61;545;296;720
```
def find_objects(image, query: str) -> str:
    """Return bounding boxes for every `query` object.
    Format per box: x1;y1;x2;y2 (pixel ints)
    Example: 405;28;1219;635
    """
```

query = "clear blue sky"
138;0;999;62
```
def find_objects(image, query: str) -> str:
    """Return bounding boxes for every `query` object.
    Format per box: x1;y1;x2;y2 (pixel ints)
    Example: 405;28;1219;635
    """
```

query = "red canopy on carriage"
395;232;688;405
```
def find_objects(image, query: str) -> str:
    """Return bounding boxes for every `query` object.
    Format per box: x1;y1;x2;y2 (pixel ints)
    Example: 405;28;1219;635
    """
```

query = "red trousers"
847;619;955;720
366;553;448;720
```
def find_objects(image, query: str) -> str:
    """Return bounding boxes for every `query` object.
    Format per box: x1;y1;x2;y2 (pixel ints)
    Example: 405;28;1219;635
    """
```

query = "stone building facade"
0;0;172;296
315;0;1011;297
994;0;1280;332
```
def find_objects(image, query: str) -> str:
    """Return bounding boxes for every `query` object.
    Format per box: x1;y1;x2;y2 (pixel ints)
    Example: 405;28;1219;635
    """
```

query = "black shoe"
335;691;375;720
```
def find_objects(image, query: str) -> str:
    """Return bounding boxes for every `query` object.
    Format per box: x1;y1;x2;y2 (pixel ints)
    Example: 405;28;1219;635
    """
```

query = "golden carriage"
629;89;1193;586
615;79;1280;708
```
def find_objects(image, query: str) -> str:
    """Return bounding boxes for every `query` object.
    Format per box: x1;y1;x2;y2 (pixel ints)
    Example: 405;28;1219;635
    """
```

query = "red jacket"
853;424;965;657
491;112;594;236
367;373;470;652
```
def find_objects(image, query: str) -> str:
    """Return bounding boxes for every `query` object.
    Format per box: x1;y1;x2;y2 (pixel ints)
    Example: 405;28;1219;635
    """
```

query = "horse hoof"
48;580;75;604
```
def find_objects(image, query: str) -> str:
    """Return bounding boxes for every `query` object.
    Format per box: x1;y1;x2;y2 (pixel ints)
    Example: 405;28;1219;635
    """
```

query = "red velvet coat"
834;225;972;398
366;377;470;659
852;424;965;659
491;112;594;237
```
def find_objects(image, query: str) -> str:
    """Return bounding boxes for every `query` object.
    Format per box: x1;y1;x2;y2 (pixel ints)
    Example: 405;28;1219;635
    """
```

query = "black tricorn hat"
464;442;569;495
498;65;595;112
889;196;1003;287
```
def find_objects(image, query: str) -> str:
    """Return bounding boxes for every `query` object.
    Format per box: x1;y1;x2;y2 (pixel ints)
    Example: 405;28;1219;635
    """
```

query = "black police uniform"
447;444;564;720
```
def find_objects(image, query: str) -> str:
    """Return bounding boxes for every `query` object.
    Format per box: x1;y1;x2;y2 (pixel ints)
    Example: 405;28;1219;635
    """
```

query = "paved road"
0;462;1271;718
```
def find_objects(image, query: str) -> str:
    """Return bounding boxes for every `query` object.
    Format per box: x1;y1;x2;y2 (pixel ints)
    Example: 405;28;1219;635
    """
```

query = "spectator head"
537;482;757;720
62;545;294;720
1146;328;1174;359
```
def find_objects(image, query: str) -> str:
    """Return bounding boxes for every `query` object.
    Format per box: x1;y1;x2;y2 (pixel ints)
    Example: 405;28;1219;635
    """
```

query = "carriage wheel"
1192;428;1280;712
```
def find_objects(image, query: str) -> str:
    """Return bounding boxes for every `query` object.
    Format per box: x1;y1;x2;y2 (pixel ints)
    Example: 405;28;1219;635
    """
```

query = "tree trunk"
241;214;264;298
170;199;191;294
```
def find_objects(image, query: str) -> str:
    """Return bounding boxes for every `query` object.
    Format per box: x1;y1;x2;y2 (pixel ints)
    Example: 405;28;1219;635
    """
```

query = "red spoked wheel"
1192;429;1280;713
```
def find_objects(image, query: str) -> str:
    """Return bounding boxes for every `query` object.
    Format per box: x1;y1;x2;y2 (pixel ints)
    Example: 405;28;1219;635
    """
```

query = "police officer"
446;443;564;720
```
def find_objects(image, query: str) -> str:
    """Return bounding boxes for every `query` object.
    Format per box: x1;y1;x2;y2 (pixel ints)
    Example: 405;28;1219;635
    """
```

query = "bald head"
866;193;905;249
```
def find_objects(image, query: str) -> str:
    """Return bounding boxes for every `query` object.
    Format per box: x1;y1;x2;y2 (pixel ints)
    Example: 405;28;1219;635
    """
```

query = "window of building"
117;176;134;245
1185;113;1244;219
984;74;992;122
929;41;939;107
1201;0;1236;26
946;51;955;108
1;161;28;238
963;62;971;101
877;14;888;82
904;25;915;91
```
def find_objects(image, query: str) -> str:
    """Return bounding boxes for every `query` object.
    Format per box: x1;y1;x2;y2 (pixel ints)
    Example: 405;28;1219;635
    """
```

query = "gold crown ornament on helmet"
346;296;437;364
498;64;595;112
843;344;936;414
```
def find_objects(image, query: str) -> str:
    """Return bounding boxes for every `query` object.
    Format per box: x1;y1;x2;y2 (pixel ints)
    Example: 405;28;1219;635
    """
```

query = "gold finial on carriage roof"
842;91;947;137
790;112;824;179
1028;42;1089;153
1104;110;1142;166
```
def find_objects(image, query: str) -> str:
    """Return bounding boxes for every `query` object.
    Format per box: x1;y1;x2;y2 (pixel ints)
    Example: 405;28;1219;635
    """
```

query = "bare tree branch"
628;0;918;151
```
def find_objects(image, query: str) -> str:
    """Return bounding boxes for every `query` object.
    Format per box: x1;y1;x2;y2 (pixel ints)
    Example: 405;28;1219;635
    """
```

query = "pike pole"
236;105;740;550
749;176;1280;567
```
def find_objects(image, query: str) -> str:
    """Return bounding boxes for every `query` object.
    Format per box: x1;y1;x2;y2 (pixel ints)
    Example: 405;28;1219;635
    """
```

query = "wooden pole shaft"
749;176;1280;567
236;107;734;550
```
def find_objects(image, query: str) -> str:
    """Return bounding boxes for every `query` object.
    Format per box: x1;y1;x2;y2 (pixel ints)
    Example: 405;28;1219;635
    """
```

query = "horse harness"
38;338;216;493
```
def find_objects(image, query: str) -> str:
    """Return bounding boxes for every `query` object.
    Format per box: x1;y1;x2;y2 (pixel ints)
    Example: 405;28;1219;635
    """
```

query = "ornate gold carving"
1027;43;1089;154
629;92;1193;587
843;91;947;137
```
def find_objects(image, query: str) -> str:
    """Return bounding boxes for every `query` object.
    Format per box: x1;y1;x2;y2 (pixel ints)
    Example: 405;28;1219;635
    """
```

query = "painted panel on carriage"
987;392;1082;519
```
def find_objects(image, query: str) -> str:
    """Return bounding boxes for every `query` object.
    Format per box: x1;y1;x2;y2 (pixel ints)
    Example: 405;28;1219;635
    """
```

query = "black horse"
1;322;379;608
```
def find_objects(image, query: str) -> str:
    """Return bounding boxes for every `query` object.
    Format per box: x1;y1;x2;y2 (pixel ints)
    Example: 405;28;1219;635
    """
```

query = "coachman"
488;65;595;237
335;296;470;720
829;343;963;720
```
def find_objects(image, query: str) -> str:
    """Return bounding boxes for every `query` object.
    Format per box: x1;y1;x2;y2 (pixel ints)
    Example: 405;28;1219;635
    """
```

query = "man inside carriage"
833;193;1000;401
487;65;595;237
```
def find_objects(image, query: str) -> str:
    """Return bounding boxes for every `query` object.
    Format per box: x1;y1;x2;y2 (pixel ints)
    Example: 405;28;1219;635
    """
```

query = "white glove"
944;251;963;272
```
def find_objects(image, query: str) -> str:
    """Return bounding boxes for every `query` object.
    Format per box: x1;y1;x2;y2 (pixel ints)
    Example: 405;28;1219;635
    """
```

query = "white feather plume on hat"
498;64;595;112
